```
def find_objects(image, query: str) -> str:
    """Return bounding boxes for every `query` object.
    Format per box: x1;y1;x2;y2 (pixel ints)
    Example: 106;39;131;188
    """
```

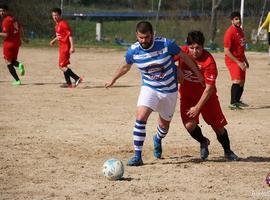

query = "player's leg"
127;106;152;166
212;127;239;161
152;91;177;159
180;93;209;159
66;67;81;87
59;66;72;87
4;46;21;85
11;46;24;76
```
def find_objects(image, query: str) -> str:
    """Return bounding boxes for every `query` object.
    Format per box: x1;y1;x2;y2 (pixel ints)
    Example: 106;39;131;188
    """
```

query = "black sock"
216;129;231;154
12;60;19;67
64;71;72;85
231;84;240;104
7;64;19;81
66;68;79;81
189;125;207;144
236;86;244;102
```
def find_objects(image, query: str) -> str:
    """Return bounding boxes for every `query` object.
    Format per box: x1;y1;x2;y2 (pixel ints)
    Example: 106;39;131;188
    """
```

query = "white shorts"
137;86;178;121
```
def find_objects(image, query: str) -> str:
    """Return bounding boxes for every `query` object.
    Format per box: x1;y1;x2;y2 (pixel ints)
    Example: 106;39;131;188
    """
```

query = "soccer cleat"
238;101;249;107
127;156;143;166
200;138;210;160
153;135;162;159
225;151;239;161
74;77;83;87
60;83;74;88
18;63;25;76
12;80;21;85
228;103;242;110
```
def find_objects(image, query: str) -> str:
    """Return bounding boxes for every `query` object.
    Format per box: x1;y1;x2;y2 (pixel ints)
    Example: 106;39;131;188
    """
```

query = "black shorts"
268;32;270;45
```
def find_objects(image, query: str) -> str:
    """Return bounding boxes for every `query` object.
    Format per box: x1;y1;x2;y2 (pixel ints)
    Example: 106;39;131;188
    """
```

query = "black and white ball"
102;158;124;180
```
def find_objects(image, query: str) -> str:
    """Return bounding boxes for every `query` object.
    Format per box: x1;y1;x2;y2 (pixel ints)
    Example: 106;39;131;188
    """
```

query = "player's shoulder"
130;41;140;50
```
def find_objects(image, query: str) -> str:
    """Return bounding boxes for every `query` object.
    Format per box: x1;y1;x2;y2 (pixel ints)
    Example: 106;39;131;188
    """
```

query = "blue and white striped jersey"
125;37;180;93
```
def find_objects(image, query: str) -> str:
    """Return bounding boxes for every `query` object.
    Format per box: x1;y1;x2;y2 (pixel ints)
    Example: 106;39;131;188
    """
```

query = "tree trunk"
208;0;222;44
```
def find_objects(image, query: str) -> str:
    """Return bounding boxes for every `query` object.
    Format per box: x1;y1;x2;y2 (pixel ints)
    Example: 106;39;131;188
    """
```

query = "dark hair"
0;4;8;11
186;30;205;46
136;21;153;34
230;11;241;20
52;7;62;15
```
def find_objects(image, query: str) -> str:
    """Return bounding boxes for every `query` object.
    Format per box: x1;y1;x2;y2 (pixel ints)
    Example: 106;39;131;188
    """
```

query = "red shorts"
226;61;246;81
180;85;227;129
3;43;20;61
59;48;70;68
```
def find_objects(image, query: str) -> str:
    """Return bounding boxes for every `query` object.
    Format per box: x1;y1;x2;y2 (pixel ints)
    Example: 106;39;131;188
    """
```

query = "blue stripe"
142;68;176;82
135;124;145;130
134;140;144;146
133;131;146;136
143;79;177;89
136;120;146;124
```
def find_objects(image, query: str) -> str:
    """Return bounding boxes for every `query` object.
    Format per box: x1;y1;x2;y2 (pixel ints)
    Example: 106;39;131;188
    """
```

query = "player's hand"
49;40;55;46
237;61;247;71
70;47;75;54
22;37;29;43
105;80;115;88
187;106;200;118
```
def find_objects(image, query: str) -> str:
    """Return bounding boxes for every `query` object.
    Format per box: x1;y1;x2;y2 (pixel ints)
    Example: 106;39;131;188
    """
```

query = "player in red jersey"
0;4;26;85
224;11;249;109
175;31;239;161
50;8;82;88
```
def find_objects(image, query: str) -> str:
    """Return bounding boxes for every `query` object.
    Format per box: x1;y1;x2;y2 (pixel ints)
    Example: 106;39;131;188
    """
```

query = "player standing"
105;21;204;166
224;11;249;109
50;8;82;88
258;11;270;64
175;30;239;161
0;4;26;85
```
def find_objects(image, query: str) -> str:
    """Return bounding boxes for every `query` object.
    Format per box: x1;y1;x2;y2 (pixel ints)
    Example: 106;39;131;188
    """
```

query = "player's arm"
49;36;57;46
20;24;29;43
244;55;249;69
187;84;215;118
69;35;75;53
0;32;7;38
224;47;247;71
178;51;204;86
105;62;132;88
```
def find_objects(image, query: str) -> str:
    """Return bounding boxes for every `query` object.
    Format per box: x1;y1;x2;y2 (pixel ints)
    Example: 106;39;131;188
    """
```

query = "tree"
208;0;222;45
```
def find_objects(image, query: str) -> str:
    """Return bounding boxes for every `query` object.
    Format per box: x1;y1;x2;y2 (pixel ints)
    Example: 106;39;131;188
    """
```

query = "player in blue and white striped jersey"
105;21;204;166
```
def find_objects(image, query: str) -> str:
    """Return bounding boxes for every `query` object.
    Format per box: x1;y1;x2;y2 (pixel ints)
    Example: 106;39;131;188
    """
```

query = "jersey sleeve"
224;29;232;49
260;12;270;29
61;21;72;37
2;18;11;34
166;39;181;55
125;48;134;64
204;61;217;86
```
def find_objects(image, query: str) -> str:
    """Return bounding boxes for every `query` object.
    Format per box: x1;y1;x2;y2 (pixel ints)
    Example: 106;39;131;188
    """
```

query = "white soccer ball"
102;158;124;180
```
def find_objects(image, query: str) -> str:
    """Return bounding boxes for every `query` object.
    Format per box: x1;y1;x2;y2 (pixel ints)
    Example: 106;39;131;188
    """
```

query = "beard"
140;40;153;49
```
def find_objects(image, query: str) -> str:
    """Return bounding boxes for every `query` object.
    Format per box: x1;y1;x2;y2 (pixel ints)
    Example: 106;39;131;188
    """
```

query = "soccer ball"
102;158;124;180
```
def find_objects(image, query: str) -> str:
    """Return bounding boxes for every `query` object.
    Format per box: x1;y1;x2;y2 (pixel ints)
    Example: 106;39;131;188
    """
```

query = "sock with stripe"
133;120;146;159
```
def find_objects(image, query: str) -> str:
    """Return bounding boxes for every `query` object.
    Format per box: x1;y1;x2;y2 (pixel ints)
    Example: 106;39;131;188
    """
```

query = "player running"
224;11;249;109
50;7;82;88
105;21;204;166
0;4;26;85
175;30;239;161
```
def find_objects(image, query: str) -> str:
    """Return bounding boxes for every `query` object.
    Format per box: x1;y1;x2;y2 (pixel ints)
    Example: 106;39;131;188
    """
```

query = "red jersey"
55;19;72;49
224;25;245;63
2;15;21;46
175;46;218;96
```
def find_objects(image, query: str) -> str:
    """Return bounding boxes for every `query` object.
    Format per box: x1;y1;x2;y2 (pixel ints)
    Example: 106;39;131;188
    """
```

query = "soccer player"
50;7;82;88
224;11;249;109
0;4;26;85
175;30;239;161
105;21;204;166
258;11;270;64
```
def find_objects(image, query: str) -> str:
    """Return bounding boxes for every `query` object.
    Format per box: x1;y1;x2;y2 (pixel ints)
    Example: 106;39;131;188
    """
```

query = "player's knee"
185;121;197;132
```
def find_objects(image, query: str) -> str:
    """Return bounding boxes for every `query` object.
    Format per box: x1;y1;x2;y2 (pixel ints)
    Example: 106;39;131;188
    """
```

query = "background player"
224;11;249;109
50;7;82;88
105;21;204;166
258;11;270;64
175;30;239;161
0;4;26;85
